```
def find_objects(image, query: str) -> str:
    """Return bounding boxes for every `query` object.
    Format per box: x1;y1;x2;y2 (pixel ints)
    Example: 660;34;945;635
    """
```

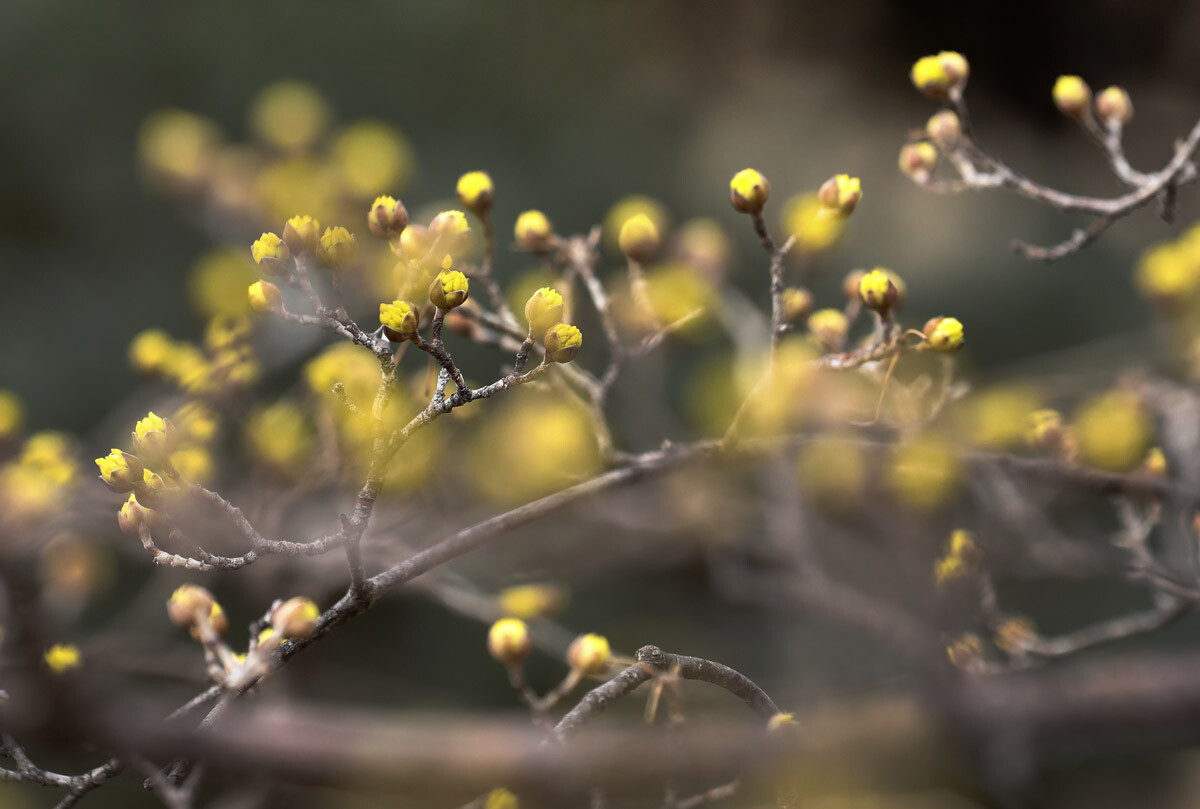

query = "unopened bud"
367;195;408;239
1095;86;1133;127
487;618;532;665
567;633;611;675
729;168;770;214
270;597;320;640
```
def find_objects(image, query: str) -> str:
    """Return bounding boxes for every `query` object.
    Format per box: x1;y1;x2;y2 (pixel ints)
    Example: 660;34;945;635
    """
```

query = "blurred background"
4;0;1200;432
4;1;1200;807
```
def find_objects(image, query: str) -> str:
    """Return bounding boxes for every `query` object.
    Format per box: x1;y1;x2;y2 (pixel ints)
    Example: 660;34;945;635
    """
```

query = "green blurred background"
3;0;1199;432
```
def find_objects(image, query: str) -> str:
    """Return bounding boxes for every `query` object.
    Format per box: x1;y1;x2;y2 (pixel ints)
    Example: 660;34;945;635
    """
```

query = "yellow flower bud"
270;597;320;640
117;492;152;536
767;712;797;733
858;268;899;313
923;316;965;354
808;308;848;353
899;142;939;183
430;209;470;240
938;51;969;86
994;616;1036;655
817;174;862;217
128;330;175;376
44;643;81;674
567;633;611;675
514;209;553;252
143;467;169;491
487;617;532;665
456;171;495;213
910;54;952;97
132;411;178;460
729;168;770;214
1095;86;1133;127
0;390;20;438
524;287;564;335
167;584;217;629
781;287;814;325
618;213;660;263
1025;409;1064;450
429;269;470;310
497;583;568;620
315;226;360;272
1052;75;1092;118
484;788;519;809
926;110;962;148
281;214;321;254
947;633;983;670
367;195;408;239
247;280;283;313
250;232;291;277
1141;446;1167;478
543;323;582;363
95;448;144;493
379;299;419;341
1074;391;1152;472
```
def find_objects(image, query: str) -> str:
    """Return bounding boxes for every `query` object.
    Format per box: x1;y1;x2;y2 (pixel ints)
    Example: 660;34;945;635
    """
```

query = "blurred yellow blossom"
603;195;668;254
1074;391;1152;472
0;390;23;438
332;121;413;198
782;193;844;252
247;402;314;473
887;435;961;510
468;394;600;504
250;81;329;151
188;249;258;318
44;643;81;674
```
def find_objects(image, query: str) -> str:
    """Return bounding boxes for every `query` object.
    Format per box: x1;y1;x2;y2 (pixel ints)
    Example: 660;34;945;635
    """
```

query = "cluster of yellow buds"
934;529;980;586
0;432;79;522
910;51;969;98
487;617;532;666
521;287;581;364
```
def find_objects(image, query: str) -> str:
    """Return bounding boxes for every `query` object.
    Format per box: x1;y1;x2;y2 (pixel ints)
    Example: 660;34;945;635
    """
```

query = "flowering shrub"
3;55;1200;809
